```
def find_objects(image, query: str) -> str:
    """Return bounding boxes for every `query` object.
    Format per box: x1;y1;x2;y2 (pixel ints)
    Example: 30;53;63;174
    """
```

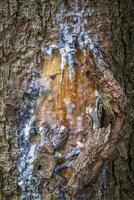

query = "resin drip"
37;3;103;187
41;2;103;137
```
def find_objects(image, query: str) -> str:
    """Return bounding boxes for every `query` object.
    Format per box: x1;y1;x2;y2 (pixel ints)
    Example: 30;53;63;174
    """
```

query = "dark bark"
0;0;133;199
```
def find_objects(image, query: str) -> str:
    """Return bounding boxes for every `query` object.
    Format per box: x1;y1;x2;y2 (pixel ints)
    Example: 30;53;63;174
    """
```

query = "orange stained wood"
37;48;96;133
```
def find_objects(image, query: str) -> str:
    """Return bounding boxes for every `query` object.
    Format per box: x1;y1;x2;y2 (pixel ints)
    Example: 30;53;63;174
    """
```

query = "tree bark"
0;0;133;200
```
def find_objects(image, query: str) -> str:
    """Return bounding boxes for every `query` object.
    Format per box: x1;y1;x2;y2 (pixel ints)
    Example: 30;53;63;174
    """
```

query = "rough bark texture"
0;0;133;200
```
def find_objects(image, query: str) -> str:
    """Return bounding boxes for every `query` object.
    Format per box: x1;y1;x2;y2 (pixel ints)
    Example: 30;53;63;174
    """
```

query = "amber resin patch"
37;48;97;136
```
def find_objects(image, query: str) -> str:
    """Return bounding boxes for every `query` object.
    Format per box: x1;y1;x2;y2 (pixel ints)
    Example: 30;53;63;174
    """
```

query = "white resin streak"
42;4;102;80
17;73;48;200
86;90;102;129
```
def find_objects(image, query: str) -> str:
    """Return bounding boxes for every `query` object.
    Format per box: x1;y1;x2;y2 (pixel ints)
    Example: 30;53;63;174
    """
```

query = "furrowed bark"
0;0;133;199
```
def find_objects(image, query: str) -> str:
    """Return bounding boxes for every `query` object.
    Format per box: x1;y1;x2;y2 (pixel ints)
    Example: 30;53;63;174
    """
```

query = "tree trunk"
0;0;133;199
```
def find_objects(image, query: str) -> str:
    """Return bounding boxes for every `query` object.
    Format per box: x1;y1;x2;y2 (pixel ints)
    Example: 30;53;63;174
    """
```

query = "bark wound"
38;45;126;197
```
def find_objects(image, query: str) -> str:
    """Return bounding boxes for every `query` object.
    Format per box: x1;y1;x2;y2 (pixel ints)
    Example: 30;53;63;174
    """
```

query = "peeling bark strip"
67;56;126;196
65;20;126;196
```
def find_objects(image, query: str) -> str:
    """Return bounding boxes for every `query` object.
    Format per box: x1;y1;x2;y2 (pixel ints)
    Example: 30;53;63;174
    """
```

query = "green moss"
44;193;52;200
11;195;19;200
